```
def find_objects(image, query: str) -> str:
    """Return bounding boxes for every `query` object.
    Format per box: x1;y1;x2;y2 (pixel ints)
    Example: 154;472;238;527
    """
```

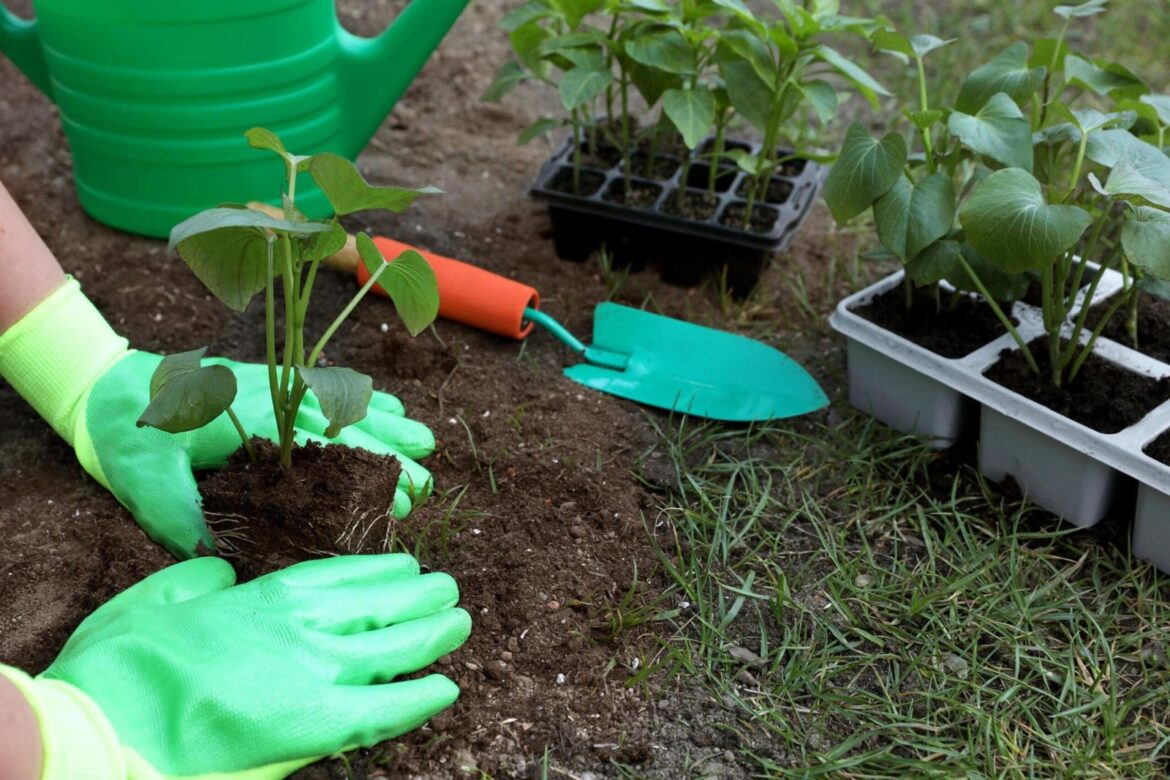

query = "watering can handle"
0;4;51;96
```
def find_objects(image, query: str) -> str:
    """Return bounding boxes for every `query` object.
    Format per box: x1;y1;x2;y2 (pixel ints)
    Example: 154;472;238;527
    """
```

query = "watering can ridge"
0;0;469;236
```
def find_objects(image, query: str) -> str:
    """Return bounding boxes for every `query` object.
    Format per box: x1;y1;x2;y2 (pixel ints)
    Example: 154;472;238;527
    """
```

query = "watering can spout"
335;0;469;157
0;5;51;97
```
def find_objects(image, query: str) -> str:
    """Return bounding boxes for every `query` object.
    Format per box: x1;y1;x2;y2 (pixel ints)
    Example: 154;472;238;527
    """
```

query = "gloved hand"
0;278;434;558
0;554;471;780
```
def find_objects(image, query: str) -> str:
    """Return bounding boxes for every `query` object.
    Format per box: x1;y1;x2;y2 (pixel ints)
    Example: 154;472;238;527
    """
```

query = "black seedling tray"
529;134;826;293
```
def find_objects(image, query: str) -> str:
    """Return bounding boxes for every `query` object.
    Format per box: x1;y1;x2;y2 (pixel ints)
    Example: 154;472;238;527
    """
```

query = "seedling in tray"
136;128;440;466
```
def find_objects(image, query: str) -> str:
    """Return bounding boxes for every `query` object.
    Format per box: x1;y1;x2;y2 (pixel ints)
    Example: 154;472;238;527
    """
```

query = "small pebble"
569;525;586;539
556;673;566;685
500;651;514;662
546;600;560;611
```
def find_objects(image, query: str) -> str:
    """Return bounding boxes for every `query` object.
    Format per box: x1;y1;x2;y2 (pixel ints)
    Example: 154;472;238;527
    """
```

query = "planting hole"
661;188;719;221
630;151;680;180
547;166;606;197
602;179;663;209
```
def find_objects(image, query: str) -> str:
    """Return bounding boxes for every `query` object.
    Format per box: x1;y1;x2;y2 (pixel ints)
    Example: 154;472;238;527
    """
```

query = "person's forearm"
0;179;66;333
0;672;44;779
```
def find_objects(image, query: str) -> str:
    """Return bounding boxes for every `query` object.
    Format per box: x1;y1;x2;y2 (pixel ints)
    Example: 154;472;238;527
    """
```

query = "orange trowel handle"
360;238;540;340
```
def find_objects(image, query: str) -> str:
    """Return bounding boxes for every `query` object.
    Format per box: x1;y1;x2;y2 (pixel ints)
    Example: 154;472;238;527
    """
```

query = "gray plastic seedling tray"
830;268;1170;572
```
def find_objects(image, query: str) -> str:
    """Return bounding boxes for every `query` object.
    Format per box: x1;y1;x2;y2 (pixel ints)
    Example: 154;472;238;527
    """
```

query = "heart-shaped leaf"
308;154;441;216
1054;0;1108;17
138;348;237;434
1086;129;1170;190
1122;206;1170;280
663;87;715;149
1065;55;1148;99
297;366;373;439
956;42;1045;114
797;79;838;124
298;221;348;266
357;234;440;337
1141;94;1170;126
823;123;908;223
1092;161;1170;209
959;167;1092;272
947;92;1034;171
245;127;311;171
558;65;613;110
874;173;956;261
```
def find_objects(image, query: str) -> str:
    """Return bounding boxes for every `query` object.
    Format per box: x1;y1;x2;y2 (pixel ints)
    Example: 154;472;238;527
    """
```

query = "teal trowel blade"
562;302;828;422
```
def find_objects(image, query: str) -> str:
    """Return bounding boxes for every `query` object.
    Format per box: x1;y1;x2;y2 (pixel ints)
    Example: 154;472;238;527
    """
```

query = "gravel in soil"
1087;291;1170;363
720;202;780;233
984;339;1170;433
602;179;663;209
661;189;719;220
853;284;1013;359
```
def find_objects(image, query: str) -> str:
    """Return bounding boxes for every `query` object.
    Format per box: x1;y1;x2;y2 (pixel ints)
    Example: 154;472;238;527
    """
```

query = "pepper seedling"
137;128;441;466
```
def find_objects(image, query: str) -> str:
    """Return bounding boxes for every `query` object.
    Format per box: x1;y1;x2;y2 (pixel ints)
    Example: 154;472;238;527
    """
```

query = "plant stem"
278;233;296;427
621;70;632;189
308;261;387;368
264;238;284;434
1041;262;1062;386
571;110;582;194
1068;281;1128;384
286;158;297;205
957;254;1038;373
225;406;256;464
916;55;936;173
708;119;725;197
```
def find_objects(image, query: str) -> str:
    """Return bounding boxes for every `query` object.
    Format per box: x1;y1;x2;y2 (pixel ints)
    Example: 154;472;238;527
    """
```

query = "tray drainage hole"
662;188;720;220
719;202;780;234
736;177;794;205
547;166;606;198
686;164;736;193
602;179;663;209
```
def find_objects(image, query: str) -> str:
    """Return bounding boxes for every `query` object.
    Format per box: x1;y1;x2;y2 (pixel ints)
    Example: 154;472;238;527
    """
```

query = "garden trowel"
247;204;828;421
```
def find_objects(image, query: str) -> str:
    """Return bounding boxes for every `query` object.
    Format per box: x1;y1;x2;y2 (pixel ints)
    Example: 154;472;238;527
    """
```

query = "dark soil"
777;158;807;177
854;284;1013;359
548;166;606;198
984;340;1170;433
737;176;794;204
697;138;752;156
1088;291;1170;363
198;440;400;582
630;151;680;180
602;179;663;209
661;189;720;221
1143;427;1170;465
685;163;736;192
720;202;780;233
577;142;624;170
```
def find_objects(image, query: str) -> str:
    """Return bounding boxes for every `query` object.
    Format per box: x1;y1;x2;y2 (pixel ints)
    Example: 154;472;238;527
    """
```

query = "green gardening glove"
0;278;435;558
0;554;471;780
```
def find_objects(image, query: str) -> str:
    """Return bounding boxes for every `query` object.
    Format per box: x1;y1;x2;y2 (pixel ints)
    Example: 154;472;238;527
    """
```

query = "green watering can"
0;0;468;237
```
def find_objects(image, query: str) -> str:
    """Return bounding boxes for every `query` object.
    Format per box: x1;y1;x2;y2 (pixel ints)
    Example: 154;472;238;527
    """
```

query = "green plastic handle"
0;3;50;96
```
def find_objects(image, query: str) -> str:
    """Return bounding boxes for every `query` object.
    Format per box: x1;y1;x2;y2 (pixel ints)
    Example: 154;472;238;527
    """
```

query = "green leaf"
1065;54;1147;98
356;235;440;337
905;238;961;286
299;221;348;265
1140;94;1170;126
627;0;671;11
517;116;561;145
873;173;956;261
308;154;440;216
875;31;952;59
719;59;771;132
297;366;373;439
482;60;528;102
813;45;889;107
946;92;1034;171
1054;0;1108;18
1030;37;1069;71
169;208;328;312
822;123;908;224
797;79;838;124
1091;161;1170;209
663;88;715;149
558;66;613;110
1086;129;1170;189
137;348;237;434
727;149;765;176
245;127;311;171
907;109;944;131
553;0;605;29
953;242;1032;300
628;60;681;106
959;168;1092;272
500;2;549;32
625;28;696;75
510;20;553;79
955;42;1045;114
717;29;777;89
1122;206;1170;279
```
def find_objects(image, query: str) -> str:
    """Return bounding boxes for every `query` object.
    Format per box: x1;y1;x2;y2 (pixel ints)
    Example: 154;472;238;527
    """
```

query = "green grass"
625;416;1170;777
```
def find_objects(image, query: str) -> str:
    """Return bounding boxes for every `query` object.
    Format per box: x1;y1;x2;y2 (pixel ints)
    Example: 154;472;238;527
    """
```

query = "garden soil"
0;0;850;777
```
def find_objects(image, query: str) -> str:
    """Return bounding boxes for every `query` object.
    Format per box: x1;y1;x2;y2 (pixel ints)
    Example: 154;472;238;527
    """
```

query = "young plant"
823;0;1170;388
137;128;441;466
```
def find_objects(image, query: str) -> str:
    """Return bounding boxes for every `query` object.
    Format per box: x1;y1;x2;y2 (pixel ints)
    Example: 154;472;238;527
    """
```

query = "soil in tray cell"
984;339;1170;434
777;157;807;177
1143;428;1170;465
1087;291;1170;364
575;142;623;170
736;176;794;204
602;179;663;209
719;202;780;234
685;163;736;192
198;440;400;582
854;285;1015;359
661;188;720;221
547;166;606;197
630;151;681;180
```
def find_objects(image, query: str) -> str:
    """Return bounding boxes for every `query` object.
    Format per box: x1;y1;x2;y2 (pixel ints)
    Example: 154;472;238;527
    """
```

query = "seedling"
823;0;1170;388
137;128;440;466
